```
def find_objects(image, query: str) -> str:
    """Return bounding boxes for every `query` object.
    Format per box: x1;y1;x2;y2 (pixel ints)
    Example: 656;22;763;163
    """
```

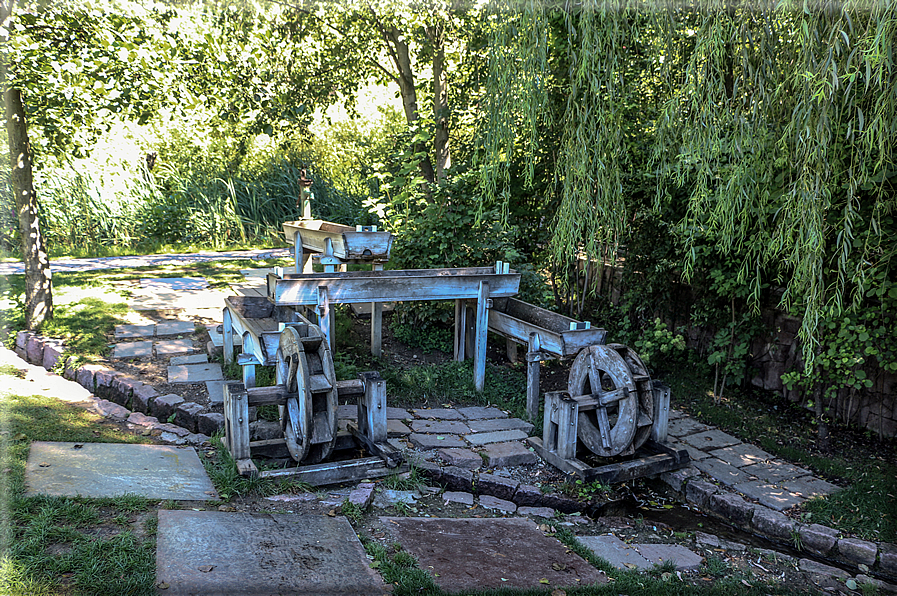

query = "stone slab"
168;363;224;383
373;489;418;508
457;406;508;420
207;325;242;348
113;341;154;359
577;535;652;570
156;320;196;336
443;491;475;505
408;433;466;450
481;441;538;467
466;429;528;446
781;476;840;499
171;354;209;366
411;408;464;420
694;457;753;487
141;277;209;291
478;495;517;513
468;417;534;434
742;461;812;484
518;506;556;518
130;289;227;311
437;448;482;470
382;517;607;591
115;324;155;339
710;443;772;468
669;440;711;461
386;419;412;436
667;417;710;437
155;339;196;356
386;407;410;420
409;419;471;434
633;543;704;570
25;441;217;501
733;481;806;511
156;510;386;595
682;429;742;450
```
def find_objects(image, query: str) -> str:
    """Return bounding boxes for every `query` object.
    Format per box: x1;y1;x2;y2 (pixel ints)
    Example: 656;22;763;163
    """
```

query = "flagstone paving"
380;517;608;592
25;442;218;501
156;511;388;596
168;362;224;384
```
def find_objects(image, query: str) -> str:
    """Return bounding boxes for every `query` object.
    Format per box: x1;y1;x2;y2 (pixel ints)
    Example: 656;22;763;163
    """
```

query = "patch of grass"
0;392;156;595
380;465;427;492
362;540;440;595
802;467;897;542
340;498;364;522
202;434;311;500
704;555;730;577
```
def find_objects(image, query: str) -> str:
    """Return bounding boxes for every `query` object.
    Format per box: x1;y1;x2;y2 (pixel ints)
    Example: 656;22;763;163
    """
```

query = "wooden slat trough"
487;297;608;419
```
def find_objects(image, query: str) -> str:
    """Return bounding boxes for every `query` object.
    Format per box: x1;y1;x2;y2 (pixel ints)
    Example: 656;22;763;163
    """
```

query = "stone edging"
659;468;897;583
14;330;897;584
13;331;219;446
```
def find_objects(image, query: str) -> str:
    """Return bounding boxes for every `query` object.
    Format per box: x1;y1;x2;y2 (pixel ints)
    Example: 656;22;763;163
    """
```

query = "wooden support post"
453;299;466;361
293;231;302;274
239;334;257;389
651;382;671;444
223;381;257;476
506;338;518;363
474;281;491;392
317;285;334;351
525;332;542;421
222;307;234;364
371;263;383;358
358;371;387;443
543;390;578;460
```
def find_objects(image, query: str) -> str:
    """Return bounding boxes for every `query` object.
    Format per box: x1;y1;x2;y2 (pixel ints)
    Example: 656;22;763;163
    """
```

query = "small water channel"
583;481;889;582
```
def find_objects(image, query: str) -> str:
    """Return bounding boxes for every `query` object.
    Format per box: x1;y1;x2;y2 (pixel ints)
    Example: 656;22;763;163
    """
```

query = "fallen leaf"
13;433;26;441
326;510;337;517
369;561;381;569
551;590;566;596
72;444;83;449
624;563;637;569
662;572;673;582
218;505;236;512
156;582;169;589
741;579;752;587
198;565;215;573
846;579;858;590
858;564;869;573
38;462;50;467
552;563;566;571
539;578;550;584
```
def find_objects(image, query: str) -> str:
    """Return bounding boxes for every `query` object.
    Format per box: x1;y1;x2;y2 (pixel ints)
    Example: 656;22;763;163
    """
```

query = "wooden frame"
222;375;405;483
528;389;689;484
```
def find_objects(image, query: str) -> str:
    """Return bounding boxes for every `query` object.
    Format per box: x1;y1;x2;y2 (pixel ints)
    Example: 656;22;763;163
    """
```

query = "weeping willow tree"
479;0;897;370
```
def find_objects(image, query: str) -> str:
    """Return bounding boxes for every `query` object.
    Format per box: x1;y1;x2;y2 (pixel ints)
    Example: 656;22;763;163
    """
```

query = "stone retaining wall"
662;468;897;584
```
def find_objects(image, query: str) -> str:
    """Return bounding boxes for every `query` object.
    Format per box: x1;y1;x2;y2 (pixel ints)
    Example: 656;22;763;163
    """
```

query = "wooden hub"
567;344;654;457
275;324;339;464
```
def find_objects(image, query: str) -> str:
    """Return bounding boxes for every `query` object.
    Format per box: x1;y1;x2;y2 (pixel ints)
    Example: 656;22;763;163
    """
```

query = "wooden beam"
473;281;490;392
257;457;408;485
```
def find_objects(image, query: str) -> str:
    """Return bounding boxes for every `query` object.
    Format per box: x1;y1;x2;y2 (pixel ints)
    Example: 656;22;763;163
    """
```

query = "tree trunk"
428;23;450;183
384;25;436;186
3;59;53;328
813;381;831;453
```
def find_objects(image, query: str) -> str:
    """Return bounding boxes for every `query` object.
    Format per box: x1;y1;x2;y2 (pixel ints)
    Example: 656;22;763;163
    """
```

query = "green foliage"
615;317;686;371
36;297;129;360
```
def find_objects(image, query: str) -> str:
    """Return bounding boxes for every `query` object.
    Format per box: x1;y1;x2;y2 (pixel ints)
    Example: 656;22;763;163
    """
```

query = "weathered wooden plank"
526;437;591;476
244;380;363;407
650;382;671;444
473;281;490;392
257;457;408;485
283;220;393;261
488;298;607;358
582;452;687;484
249;438;290;459
235;458;259;478
271;268;521;306
223;382;250;460
371;263;384;358
347;423;403;468
225;295;275;319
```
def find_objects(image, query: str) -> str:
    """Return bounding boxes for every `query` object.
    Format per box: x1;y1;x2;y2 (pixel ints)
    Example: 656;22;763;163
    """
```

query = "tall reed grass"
27;154;371;258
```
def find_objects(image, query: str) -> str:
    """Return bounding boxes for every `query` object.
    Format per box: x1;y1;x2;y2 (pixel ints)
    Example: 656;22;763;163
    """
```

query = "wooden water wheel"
275;324;339;464
567;343;654;458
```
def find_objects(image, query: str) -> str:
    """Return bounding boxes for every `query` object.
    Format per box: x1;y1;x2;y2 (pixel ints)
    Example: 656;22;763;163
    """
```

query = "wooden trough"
487;297;608;419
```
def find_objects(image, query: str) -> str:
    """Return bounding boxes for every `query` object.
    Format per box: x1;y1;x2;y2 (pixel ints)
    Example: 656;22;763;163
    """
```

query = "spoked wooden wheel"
567;344;654;458
275;324;338;464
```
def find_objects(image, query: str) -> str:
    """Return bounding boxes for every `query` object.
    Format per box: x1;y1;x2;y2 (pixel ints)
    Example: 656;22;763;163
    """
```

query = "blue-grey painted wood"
271;267;520;306
488;298;607;358
283;220;393;261
473;281;490;392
